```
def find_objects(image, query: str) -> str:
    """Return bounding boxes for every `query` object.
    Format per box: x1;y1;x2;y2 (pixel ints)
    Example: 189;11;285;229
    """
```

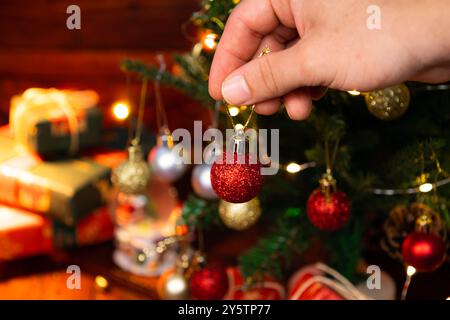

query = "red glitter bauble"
402;231;446;272
306;188;351;231
210;152;263;203
190;266;229;300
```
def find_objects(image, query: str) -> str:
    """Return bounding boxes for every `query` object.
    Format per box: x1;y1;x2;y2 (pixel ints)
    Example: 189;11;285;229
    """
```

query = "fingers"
253;25;298;59
284;88;313;120
254;98;280;115
209;0;295;100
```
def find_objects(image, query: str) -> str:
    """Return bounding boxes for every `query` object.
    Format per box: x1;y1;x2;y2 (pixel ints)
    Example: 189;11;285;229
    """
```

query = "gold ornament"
157;269;190;300
219;197;261;231
365;83;410;120
112;142;150;195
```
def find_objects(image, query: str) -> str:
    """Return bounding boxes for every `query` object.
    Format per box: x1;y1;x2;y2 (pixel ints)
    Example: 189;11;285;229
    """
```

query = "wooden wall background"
0;0;209;131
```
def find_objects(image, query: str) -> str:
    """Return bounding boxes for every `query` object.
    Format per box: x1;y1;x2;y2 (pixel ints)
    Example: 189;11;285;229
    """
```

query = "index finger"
208;0;280;100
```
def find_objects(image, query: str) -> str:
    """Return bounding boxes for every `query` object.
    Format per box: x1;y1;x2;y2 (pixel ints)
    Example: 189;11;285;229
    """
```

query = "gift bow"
10;88;99;155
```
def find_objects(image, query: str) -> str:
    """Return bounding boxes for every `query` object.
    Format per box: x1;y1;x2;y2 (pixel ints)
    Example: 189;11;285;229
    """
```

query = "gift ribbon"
289;263;371;300
10;88;98;155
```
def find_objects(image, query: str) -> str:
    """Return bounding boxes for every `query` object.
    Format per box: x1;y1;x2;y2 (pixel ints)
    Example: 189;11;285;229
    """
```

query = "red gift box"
0;205;52;260
223;267;285;300
0;203;115;260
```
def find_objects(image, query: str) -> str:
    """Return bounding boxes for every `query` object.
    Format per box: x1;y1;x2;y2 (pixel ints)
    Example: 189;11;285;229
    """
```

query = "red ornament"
190;266;229;300
306;188;351;231
402;231;446;272
210;152;263;203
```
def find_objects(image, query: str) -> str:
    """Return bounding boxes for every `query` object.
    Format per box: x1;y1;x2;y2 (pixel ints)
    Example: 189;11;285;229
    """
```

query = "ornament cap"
415;214;433;233
128;140;144;161
157;127;174;148
319;170;337;202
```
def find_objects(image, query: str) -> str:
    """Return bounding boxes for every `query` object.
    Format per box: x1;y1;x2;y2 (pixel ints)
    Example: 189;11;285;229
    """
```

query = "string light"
112;101;130;120
347;90;361;96
283;161;317;174
406;265;417;276
401;266;417;300
372;177;450;195
228;106;240;117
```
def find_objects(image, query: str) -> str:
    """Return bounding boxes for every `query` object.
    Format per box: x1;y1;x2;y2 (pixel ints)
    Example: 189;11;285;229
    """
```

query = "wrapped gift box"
10;88;102;157
52;206;114;249
0;205;52;260
0;130;111;226
0;204;114;260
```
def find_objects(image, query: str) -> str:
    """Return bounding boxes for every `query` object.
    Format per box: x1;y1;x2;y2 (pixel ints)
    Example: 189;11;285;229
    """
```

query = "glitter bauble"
191;164;218;199
211;152;263;203
190;265;229;300
219;197;261;231
112;144;150;195
365;83;410;120
306;188;351;231
148;145;187;183
402;231;446;272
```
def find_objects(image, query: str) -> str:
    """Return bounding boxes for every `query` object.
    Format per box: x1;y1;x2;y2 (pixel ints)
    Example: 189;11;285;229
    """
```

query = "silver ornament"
191;164;218;199
160;270;190;300
148;135;187;183
112;143;150;195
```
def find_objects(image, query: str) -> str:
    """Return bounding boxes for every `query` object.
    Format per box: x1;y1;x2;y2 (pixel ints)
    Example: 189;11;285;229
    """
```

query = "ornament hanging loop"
319;171;337;203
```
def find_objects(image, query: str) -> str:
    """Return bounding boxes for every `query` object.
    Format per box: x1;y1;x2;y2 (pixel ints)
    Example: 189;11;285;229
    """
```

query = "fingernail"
222;75;251;105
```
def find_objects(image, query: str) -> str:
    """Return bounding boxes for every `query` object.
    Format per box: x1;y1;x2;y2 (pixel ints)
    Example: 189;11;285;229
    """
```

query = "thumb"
221;41;330;105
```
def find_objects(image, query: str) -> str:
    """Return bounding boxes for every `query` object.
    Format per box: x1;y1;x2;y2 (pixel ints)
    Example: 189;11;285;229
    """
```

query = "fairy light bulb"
112;101;130;120
419;182;433;193
286;162;301;173
406;265;417;276
228;106;240;117
348;90;361;96
202;32;218;51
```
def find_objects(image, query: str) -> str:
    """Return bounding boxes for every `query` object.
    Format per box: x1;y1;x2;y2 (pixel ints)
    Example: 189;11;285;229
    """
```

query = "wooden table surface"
0;243;159;300
0;240;449;300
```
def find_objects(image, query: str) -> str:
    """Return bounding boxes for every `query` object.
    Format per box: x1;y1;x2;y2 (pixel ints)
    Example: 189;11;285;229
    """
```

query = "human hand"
209;0;450;120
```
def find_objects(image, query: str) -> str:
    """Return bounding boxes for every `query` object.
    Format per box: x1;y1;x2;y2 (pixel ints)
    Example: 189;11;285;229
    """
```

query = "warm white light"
286;162;301;173
234;123;244;130
95;275;109;289
406;265;417;276
202;33;218;50
137;252;146;263
167;276;187;294
228;106;240;117
112;101;130;120
348;90;361;96
419;183;433;193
